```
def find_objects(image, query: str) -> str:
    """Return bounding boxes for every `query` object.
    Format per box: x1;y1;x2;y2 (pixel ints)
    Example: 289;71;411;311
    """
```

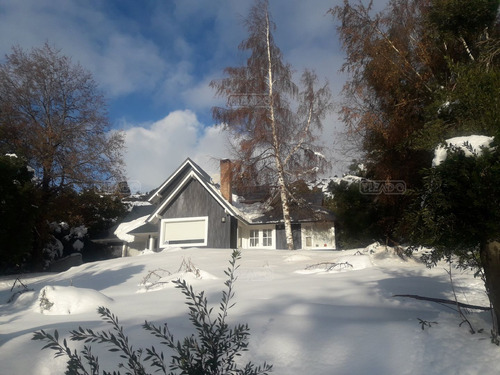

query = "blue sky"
0;0;359;192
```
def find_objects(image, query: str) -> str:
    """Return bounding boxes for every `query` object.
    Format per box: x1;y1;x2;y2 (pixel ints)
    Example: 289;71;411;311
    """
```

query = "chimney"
220;159;232;204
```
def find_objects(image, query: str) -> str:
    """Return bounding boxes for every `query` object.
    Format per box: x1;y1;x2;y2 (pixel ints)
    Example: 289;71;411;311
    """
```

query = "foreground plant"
33;250;272;375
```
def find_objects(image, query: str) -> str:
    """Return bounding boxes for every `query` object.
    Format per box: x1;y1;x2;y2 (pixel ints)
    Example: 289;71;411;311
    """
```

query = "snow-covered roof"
112;204;155;242
432;135;494;167
231;194;272;223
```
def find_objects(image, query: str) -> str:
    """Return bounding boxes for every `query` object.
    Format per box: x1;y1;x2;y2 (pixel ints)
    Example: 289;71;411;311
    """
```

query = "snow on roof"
432;135;494;167
231;194;271;222
113;205;154;242
309;176;364;196
114;214;150;242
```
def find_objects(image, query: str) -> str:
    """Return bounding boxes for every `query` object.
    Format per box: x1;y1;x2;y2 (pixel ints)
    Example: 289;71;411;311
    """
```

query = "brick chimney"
220;159;232;204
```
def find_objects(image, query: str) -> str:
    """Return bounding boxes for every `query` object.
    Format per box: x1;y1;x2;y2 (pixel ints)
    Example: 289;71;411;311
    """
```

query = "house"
109;158;336;255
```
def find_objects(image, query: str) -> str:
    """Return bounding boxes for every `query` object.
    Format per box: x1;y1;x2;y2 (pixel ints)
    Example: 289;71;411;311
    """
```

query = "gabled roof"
148;158;211;204
146;158;250;224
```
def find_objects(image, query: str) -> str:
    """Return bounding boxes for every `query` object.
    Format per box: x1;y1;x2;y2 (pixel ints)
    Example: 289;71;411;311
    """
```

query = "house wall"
238;223;277;249
275;223;302;250
301;222;336;249
124;235;150;255
160;178;232;248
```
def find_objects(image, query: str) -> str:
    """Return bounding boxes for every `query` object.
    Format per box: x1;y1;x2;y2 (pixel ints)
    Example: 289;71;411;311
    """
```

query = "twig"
418;318;438;330
10;277;29;292
140;268;171;291
7;277;34;303
393;294;491;311
305;262;353;271
445;263;475;333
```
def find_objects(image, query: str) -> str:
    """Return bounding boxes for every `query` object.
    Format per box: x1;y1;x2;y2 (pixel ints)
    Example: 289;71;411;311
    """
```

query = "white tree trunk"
265;10;294;250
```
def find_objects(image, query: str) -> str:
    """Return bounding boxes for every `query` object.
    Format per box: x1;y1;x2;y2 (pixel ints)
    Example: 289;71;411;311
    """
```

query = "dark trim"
168;239;205;245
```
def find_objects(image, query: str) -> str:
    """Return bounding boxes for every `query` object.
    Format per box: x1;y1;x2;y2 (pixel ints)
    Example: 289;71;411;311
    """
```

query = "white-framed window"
249;229;259;247
160;216;208;247
262;229;272;247
248;227;274;248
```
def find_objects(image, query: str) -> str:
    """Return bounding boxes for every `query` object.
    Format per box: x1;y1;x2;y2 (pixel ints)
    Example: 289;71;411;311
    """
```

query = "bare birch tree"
211;0;331;249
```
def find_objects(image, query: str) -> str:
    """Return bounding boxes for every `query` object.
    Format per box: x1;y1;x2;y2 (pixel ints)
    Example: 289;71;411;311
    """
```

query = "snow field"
0;245;499;374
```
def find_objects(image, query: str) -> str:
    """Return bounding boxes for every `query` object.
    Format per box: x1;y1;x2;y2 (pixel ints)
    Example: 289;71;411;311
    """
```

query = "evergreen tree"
333;0;500;337
330;0;500;237
0;155;37;272
326;179;381;249
401;0;500;338
402;142;500;338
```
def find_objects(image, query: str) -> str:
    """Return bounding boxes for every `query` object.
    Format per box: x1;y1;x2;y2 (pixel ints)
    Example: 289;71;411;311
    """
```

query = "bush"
32;250;272;375
326;179;382;248
0;155;37;272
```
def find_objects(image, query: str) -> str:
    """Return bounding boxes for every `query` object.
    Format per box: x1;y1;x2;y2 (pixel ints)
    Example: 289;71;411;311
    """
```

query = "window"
305;236;312;247
262;229;272;247
160;217;208;247
249;229;259;247
248;228;274;248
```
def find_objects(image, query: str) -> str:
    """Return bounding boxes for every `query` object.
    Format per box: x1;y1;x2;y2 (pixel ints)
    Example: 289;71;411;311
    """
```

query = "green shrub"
32;250;272;375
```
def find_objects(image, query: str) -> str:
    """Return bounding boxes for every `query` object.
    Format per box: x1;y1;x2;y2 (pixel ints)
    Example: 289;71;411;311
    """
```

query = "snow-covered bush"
43;222;88;267
402;138;500;342
32;250;273;375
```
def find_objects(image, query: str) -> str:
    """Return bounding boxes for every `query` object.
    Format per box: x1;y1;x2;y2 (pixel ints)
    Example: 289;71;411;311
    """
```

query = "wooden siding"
152;165;190;204
159;178;232;248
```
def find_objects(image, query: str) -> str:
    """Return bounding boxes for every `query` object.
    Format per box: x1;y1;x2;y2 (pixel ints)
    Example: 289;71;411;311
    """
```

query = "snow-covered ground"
1;245;499;374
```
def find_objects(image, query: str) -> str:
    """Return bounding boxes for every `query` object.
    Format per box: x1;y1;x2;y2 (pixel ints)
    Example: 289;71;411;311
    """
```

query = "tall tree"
402;0;500;337
329;0;500;238
211;0;331;249
0;43;124;194
329;0;440;240
334;0;500;337
330;0;436;185
0;43;125;268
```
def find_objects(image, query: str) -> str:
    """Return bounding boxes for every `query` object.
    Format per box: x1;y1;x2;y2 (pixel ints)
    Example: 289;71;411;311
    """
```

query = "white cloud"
123;110;230;192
